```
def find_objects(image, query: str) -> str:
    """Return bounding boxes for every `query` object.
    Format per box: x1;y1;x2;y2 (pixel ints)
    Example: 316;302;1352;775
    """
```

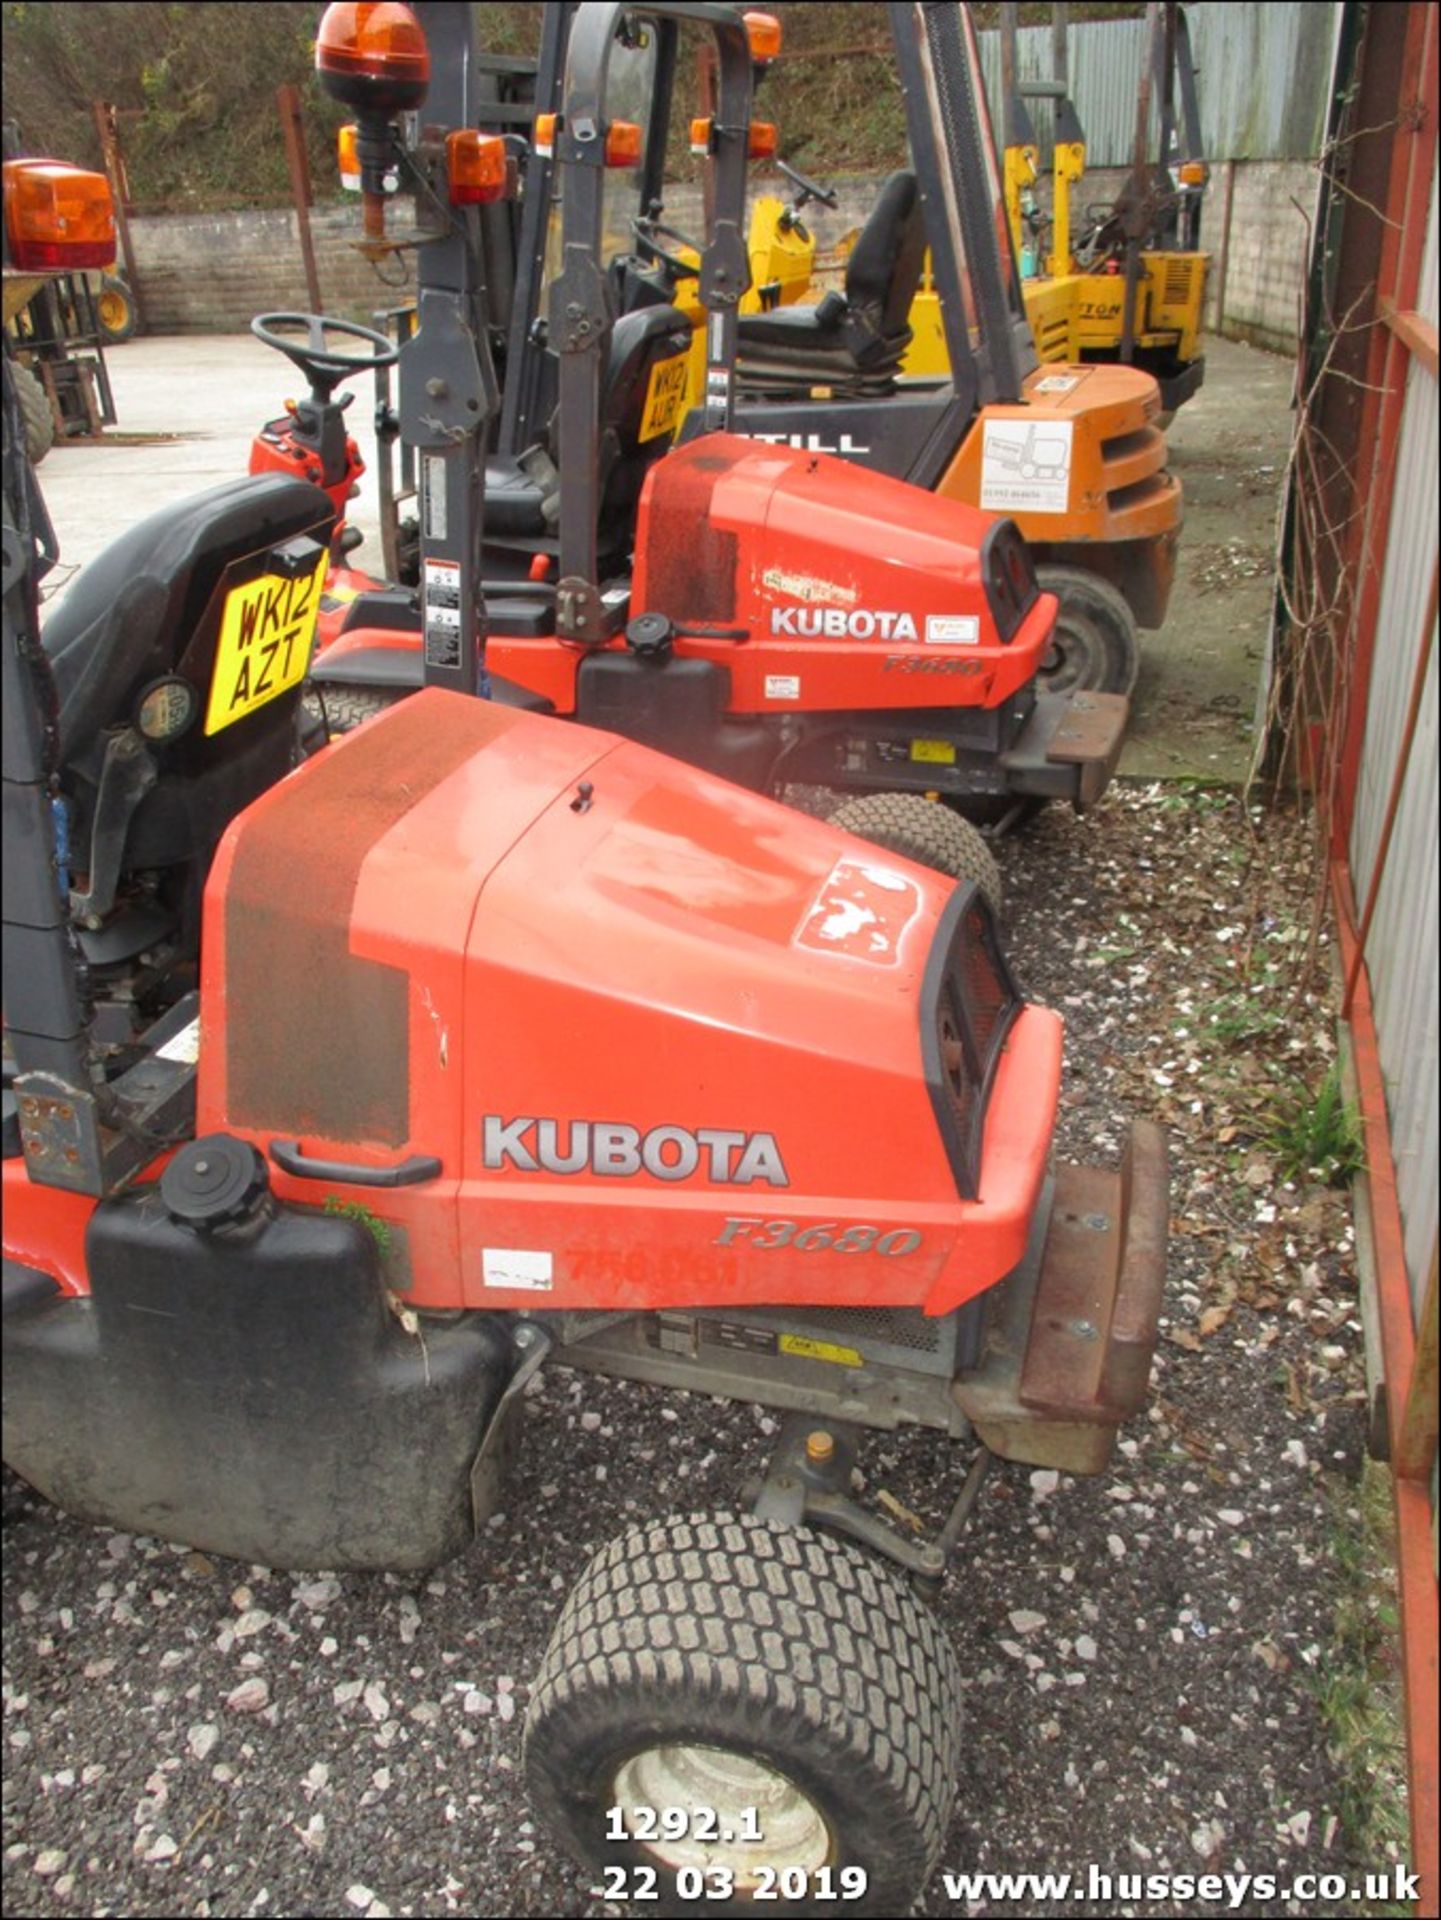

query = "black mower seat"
736;170;926;379
485;458;548;537
43;474;335;763
484;304;693;542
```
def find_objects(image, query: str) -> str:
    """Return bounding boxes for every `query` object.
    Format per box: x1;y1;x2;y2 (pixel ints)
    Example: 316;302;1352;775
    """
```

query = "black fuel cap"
161;1134;269;1230
625;611;674;658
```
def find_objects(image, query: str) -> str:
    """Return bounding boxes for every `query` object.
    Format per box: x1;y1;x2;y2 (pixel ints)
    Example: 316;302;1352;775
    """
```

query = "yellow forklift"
993;1;1209;420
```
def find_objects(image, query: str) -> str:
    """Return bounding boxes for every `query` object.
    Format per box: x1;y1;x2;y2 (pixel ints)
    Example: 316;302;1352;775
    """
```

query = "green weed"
323;1196;392;1252
1263;1063;1364;1186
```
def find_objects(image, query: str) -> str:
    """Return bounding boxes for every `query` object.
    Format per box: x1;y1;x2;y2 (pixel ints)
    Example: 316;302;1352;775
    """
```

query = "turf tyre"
828;790;1001;912
524;1512;964;1916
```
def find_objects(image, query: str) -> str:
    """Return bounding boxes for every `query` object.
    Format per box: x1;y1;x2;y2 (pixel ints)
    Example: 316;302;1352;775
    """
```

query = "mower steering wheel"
777;158;839;211
631;217;703;283
250;312;399;401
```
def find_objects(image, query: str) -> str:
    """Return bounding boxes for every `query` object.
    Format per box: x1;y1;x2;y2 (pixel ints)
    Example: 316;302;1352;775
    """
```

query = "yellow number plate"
638;352;691;443
910;738;957;765
205;553;328;736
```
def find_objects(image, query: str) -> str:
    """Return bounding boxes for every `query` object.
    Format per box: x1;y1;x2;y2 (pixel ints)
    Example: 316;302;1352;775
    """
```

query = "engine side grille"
921;883;1023;1199
1163;258;1197;308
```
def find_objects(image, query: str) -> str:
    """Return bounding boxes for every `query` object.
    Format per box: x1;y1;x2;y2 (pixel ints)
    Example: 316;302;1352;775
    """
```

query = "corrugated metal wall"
976;3;1338;167
1348;159;1439;1313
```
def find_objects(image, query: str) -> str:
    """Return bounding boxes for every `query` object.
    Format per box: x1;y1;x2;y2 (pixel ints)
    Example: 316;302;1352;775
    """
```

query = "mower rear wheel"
525;1512;963;1916
95;274;138;344
1035;563;1140;697
828;791;1001;912
13;362;54;465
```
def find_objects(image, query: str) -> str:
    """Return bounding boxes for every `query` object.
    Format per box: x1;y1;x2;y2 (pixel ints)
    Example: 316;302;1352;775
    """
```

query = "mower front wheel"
1035;563;1140;697
828;791;1001;912
525;1513;962;1916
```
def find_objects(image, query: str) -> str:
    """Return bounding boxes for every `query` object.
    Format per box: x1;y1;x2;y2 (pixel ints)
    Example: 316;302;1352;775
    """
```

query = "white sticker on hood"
482;1248;554;1291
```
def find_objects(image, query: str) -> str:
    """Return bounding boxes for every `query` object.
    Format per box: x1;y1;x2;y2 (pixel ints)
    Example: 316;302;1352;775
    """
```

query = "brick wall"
125;203;419;334
124;159;1316;350
1208;158;1315;351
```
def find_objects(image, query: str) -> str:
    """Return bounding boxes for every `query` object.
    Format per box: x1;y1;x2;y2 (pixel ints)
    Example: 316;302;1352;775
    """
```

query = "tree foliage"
2;1;1143;211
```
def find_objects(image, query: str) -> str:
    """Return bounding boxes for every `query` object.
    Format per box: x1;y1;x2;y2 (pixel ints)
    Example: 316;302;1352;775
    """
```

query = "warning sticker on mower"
424;559;462;671
765;675;801;700
421;455;448;541
796;857;922;967
979;417;1074;515
481;1248;554;1291
925;614;980;645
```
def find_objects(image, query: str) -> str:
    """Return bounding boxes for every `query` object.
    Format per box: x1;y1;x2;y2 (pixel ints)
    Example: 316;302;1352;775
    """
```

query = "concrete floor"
1124;332;1296;781
34;329;1295;781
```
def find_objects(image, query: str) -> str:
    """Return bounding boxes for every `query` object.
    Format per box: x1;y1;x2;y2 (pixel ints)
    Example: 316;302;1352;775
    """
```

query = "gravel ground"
2;786;1387;1918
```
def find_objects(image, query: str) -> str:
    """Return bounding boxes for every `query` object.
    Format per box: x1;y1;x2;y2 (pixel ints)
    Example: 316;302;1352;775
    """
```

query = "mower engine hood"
196;691;1058;1317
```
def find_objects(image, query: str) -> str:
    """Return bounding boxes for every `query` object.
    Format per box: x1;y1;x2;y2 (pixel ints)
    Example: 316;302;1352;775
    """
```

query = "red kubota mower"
4;19;1168;1915
253;0;1133;868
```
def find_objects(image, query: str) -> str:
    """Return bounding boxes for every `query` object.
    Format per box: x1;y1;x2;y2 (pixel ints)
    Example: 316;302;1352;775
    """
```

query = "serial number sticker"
155;1017;201;1065
909;738;956;765
481;1247;553;1291
765;674;801;700
205;551;327;735
925;613;979;645
779;1332;862;1368
638;351;691;442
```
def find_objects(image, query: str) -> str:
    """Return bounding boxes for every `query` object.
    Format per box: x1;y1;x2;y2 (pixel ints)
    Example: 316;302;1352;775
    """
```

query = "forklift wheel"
525;1513;962;1916
13;363;54;465
96;274;138;345
1035;564;1140;698
828;792;1001;913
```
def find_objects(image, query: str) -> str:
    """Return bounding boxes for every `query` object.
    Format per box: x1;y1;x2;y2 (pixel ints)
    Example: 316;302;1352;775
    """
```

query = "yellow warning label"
779;1333;863;1369
909;738;957;765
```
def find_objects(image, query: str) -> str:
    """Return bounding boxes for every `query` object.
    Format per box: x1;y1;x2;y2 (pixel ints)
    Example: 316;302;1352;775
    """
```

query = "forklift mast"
550;2;754;641
998;3;1087;279
887;2;1036;407
1155;5;1207;251
391;3;501;702
497;2;580;461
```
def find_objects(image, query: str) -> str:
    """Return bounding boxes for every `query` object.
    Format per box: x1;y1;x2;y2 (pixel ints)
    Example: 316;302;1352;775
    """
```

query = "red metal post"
1332;1;1437;852
1333;861;1440;1919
